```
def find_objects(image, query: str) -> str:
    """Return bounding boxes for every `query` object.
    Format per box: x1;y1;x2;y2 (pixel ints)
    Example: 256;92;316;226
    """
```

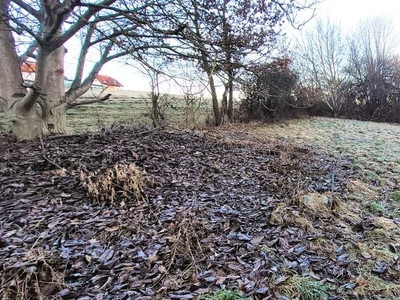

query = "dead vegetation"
1;123;400;299
0;248;66;300
80;162;148;205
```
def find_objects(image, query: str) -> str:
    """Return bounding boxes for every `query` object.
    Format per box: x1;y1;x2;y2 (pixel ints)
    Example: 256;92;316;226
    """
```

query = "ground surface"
1;118;400;299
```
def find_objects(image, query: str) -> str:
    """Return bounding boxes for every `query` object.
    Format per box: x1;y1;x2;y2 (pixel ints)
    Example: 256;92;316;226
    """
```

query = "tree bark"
151;93;162;128
9;46;67;140
208;72;222;126
0;0;67;139
0;0;25;111
227;69;234;121
40;46;67;134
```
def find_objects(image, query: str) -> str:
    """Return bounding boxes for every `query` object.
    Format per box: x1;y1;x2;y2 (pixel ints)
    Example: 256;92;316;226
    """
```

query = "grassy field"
0;91;212;133
246;117;400;188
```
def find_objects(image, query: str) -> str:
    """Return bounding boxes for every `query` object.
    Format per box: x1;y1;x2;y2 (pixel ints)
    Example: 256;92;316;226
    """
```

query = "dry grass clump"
270;203;314;230
166;208;207;275
351;271;400;298
80;162;148;205
0;248;66;300
347;180;379;202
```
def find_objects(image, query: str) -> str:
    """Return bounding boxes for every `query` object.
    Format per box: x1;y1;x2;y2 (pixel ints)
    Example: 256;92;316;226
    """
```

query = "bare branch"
77;1;186;35
7;17;44;45
50;0;117;51
12;0;42;21
19;40;37;62
66;94;111;109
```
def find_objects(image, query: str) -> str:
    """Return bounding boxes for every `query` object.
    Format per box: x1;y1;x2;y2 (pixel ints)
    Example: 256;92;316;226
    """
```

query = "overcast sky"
65;0;400;92
305;0;399;31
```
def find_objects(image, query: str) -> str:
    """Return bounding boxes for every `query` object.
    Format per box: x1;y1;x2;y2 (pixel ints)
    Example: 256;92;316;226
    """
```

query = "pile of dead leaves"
1;126;400;299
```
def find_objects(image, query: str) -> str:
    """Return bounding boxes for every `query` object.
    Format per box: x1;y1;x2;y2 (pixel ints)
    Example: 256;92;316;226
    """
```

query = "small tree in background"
295;18;347;116
174;0;318;126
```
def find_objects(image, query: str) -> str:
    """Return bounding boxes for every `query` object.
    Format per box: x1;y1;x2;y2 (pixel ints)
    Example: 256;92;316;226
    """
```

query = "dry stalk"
0;248;67;300
166;208;206;275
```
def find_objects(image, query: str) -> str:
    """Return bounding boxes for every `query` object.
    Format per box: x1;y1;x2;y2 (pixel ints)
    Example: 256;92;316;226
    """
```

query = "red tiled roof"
20;64;123;88
21;61;36;73
95;74;123;87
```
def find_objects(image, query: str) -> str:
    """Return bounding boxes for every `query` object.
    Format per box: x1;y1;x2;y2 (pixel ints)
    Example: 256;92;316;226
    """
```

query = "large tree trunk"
0;0;25;111
0;0;43;140
40;46;67;134
0;1;67;140
0;0;68;140
9;46;67;140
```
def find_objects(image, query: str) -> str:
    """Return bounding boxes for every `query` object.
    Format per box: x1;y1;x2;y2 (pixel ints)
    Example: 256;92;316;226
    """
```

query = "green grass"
281;275;329;300
390;190;400;202
199;289;245;300
66;97;211;133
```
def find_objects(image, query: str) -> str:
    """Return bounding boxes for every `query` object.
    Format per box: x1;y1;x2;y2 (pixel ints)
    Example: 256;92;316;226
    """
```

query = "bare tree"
137;55;173;128
295;18;347;116
346;16;399;117
0;0;183;140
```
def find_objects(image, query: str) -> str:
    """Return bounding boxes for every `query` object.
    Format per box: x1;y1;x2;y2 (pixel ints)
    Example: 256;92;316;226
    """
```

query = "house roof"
95;74;123;87
21;61;36;73
20;62;123;87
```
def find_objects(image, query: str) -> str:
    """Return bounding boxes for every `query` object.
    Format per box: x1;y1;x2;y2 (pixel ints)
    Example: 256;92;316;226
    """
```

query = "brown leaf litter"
1;125;400;299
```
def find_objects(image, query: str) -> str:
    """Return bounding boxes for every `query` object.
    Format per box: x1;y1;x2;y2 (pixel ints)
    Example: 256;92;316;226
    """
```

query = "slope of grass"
247;117;400;188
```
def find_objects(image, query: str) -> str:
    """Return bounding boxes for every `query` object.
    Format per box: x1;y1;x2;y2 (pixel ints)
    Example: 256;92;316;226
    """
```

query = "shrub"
239;58;310;122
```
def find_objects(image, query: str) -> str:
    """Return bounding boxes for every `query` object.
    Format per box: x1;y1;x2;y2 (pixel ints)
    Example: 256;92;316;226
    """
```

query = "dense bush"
239;58;310;122
334;80;400;122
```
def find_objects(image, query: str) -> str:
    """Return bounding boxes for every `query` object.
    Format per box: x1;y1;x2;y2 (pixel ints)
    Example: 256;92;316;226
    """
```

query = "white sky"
64;0;400;93
310;0;400;30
